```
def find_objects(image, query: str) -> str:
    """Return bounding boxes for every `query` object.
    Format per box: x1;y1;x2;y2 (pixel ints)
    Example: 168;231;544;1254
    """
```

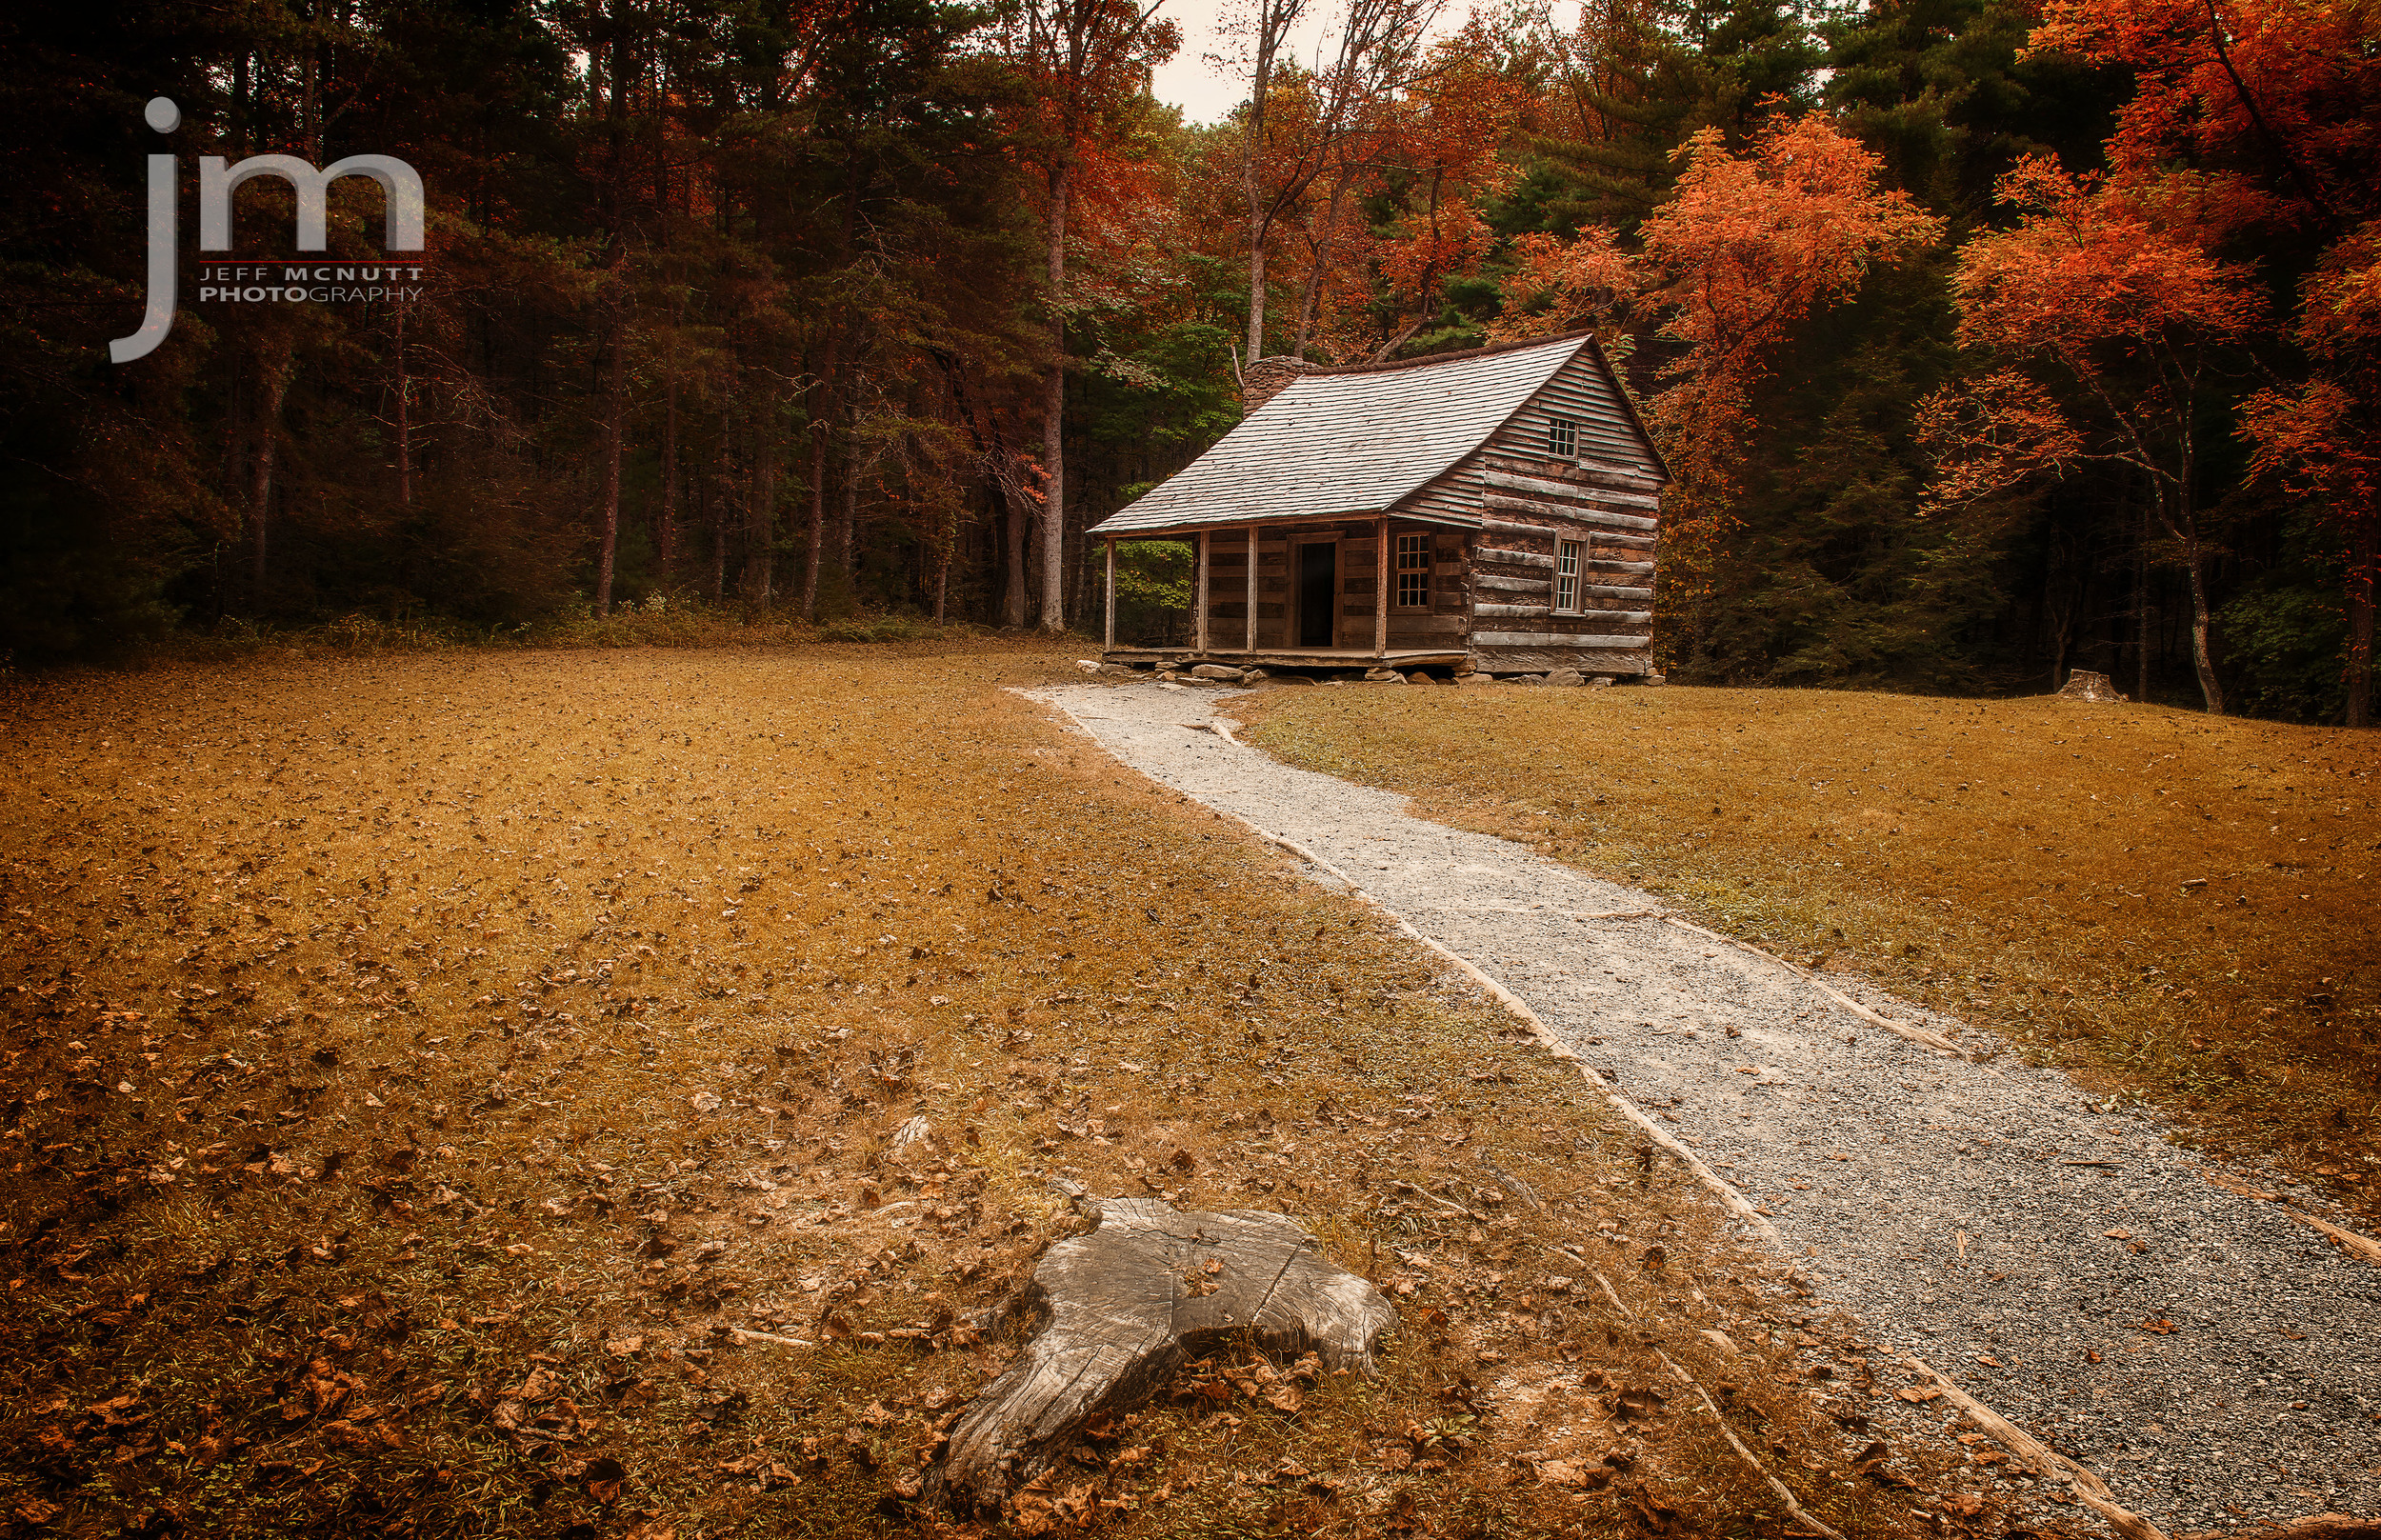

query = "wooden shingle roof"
1089;333;1610;537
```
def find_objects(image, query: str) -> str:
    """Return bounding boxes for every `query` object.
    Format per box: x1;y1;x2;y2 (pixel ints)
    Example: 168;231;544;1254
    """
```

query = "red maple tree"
2025;0;2379;720
1921;157;2260;712
1502;112;1942;651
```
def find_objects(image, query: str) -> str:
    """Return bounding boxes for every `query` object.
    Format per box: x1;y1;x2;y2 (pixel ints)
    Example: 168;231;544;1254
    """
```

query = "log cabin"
1089;330;1670;676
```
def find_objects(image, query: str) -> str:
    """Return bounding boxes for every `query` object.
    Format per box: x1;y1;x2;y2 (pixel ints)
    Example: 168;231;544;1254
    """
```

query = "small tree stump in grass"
2057;669;2130;703
929;1196;1395;1513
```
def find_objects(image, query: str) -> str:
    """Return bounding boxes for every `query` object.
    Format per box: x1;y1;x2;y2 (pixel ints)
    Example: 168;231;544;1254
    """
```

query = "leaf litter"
0;645;1982;1538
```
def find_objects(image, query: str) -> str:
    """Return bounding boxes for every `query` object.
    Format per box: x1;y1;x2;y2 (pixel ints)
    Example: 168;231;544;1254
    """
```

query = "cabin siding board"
1483;350;1664;473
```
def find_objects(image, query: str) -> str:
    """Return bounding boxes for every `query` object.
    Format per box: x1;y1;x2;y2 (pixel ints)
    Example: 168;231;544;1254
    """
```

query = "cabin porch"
1098;514;1471;662
1098;646;1470;670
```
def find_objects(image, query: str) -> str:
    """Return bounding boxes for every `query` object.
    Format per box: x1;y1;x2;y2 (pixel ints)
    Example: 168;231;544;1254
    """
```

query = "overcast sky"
1149;0;1332;125
1150;0;1545;125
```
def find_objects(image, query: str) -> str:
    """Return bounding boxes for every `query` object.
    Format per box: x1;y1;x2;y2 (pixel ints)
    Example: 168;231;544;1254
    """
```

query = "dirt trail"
1030;680;2381;1533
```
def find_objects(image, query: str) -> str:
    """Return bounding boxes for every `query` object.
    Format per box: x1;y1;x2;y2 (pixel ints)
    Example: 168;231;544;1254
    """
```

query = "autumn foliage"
1500;113;1940;650
1951;0;2381;721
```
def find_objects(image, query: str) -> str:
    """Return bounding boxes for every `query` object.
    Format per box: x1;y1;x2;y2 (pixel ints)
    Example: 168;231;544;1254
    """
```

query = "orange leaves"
1504;111;1941;513
2029;0;2377;241
1498;227;1634;336
1377;197;1495;303
1916;370;2087;512
2241;376;2380;514
1642;115;1942;356
1923;156;2263;545
1950;157;2259;364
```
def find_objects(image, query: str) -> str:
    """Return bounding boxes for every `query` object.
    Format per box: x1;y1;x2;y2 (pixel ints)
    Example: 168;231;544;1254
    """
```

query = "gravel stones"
1027;680;2381;1533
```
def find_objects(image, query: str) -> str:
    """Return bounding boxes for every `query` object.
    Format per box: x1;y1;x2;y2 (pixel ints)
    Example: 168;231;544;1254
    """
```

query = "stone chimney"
1242;355;1320;414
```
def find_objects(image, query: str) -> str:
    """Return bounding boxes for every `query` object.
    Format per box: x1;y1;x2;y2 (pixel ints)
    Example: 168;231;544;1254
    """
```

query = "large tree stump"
929;1196;1396;1513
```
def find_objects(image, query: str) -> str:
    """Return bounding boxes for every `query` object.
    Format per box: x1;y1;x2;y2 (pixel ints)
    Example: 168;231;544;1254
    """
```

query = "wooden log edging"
1208;815;1787;1251
2201;1171;2381;1268
1582;1272;1848;1540
1658;915;1976;1062
1902;1357;2171;1540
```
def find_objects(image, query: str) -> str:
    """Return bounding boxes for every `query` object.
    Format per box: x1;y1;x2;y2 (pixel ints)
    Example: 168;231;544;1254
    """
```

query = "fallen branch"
727;1326;815;1350
2286;1207;2381;1265
1590;1271;1847;1540
1661;915;1974;1061
2202;1173;2381;1265
1391;1180;1487;1222
1901;1356;2169;1540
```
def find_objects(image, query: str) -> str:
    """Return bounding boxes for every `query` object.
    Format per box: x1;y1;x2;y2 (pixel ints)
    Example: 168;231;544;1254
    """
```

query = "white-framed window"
1547;415;1578;458
1395;532;1431;608
1556;538;1582;612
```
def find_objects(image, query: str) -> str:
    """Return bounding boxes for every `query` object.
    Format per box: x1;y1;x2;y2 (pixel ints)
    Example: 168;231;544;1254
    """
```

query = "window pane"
1557;539;1580;611
1395;533;1430;606
1548;416;1577;457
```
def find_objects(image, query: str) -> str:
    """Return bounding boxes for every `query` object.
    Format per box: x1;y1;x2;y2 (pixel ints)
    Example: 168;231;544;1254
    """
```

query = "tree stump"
928;1197;1395;1513
2057;669;2130;702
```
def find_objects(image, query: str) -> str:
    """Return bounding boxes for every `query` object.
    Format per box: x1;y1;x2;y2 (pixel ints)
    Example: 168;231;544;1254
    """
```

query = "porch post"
1373;517;1390;658
1193;530;1210;654
1246;524;1258;652
1104;538;1116;651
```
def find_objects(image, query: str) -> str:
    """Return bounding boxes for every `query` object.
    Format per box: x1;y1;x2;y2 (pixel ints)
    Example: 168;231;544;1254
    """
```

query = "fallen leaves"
0;649;1948;1540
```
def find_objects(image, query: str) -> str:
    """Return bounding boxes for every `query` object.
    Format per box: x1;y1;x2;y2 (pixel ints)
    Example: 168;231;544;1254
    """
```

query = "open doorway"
1296;540;1336;647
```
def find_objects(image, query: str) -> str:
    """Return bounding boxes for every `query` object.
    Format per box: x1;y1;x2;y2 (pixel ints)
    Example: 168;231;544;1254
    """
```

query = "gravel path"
1027;680;2381;1533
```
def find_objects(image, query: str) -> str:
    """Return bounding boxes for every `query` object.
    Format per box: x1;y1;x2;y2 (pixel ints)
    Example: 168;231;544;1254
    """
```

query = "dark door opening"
1297;542;1335;647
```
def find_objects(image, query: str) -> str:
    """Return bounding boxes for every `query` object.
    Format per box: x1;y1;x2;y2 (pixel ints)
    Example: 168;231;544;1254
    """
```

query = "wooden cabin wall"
1465;474;1657;670
1449;350;1664;672
1485;349;1658;472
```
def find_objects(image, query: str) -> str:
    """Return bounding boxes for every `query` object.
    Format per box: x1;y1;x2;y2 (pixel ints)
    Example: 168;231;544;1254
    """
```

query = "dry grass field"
0;647;1975;1540
1237;684;2380;1211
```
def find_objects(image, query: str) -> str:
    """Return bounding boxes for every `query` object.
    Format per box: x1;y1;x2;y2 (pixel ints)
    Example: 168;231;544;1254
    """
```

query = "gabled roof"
1090;332;1632;537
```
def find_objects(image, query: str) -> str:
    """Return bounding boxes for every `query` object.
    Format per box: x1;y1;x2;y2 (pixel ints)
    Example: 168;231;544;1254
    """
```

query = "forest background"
1;0;2373;723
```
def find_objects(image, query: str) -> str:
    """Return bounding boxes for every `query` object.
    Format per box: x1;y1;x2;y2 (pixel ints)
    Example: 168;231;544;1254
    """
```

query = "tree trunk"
803;336;838;621
595;328;625;617
1247;233;1269;366
2345;514;2374;729
804;419;829;621
709;456;727;606
394;305;411;511
2174;501;2224;714
928;1196;1393;1517
748;389;778;608
658;360;678;579
834;426;860;612
1003;474;1028;629
1292;167;1354;361
249;350;291;610
2133;497;2152;704
1040;158;1070;633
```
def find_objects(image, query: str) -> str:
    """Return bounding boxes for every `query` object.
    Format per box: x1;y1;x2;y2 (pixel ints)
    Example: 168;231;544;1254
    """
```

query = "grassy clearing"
1234;683;2381;1211
0;648;1975;1539
129;601;962;666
